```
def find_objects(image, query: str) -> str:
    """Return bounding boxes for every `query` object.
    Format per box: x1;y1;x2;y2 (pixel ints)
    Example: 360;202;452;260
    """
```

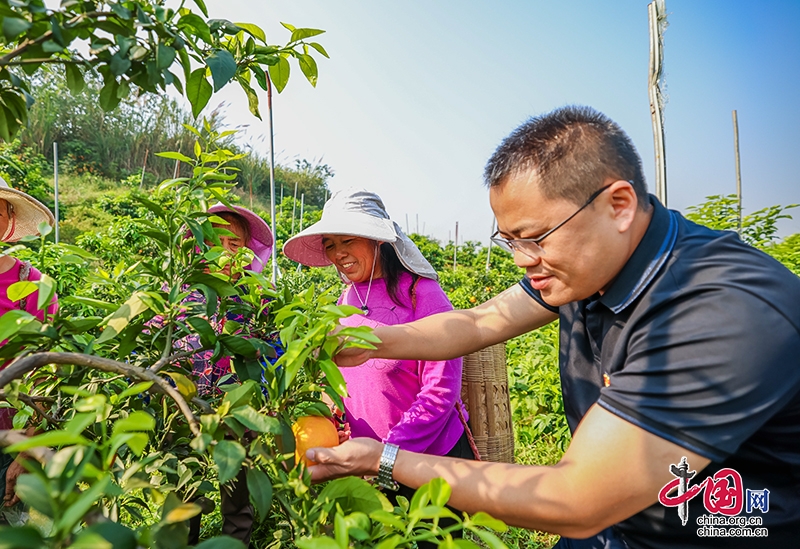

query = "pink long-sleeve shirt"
338;271;465;455
0;258;59;429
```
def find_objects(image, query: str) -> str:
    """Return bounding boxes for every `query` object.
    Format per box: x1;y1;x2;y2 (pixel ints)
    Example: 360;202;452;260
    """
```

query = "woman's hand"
333;346;373;367
3;456;26;507
307;438;383;483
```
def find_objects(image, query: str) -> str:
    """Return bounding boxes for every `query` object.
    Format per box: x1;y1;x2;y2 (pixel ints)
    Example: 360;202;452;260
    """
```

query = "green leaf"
0;525;45;549
220;334;257;358
235;22;266;42
116;381;154;400
166;372;198;400
55;475;112;537
298;54;318;87
240;79;261;119
230;406;280;433
74;521;137;549
156;44;176;70
155;151;193;163
191;0;209;17
246;468;273;521
178;13;212;45
0;309;35;341
36;274;56;311
96;292;149;343
65;63;85;94
7;431;88;453
109;52;131;76
15;474;55;517
6;281;36;303
214;440;246;484
61;296;117;312
296;539;340;549
318;477;392;514
308;42;330;58
221;380;257;410
187;316;217;348
429;477;452;508
112;410;156;435
187;67;212;118
471;529;507;549
195;537;247;549
268;56;290;93
98;79;121;111
319;360;348;397
467;512;507;532
206;49;237;92
164;503;202;524
290;28;325;43
2;17;31;41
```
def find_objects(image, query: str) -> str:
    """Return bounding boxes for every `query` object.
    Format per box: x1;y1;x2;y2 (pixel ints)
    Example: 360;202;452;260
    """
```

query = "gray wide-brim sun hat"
0;176;55;242
283;188;438;280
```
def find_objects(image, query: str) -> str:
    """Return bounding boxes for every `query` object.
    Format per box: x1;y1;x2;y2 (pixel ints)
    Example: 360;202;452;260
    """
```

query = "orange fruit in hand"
292;415;339;467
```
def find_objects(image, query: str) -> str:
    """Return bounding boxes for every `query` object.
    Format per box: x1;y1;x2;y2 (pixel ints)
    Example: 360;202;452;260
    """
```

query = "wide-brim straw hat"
208;203;274;273
283;188;438;280
0;176;55;242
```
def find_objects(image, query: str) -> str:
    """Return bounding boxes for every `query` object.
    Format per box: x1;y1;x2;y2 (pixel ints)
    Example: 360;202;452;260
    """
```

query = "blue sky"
200;0;800;244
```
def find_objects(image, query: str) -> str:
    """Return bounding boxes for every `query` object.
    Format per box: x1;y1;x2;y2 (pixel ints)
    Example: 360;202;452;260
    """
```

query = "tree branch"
0;352;202;436
0;11;116;66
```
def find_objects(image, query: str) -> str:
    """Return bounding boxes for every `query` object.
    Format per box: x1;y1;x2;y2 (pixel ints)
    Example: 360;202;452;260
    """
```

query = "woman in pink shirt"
0;176;57;508
284;189;475;536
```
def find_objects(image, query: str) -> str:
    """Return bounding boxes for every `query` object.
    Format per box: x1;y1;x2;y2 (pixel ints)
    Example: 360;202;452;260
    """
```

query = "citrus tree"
0;128;509;548
0;0;328;140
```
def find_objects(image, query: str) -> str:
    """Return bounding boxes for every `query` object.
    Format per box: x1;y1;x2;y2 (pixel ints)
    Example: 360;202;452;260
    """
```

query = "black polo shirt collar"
598;195;678;313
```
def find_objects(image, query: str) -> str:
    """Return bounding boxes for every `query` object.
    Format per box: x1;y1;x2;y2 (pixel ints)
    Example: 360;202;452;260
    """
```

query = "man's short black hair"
484;106;648;207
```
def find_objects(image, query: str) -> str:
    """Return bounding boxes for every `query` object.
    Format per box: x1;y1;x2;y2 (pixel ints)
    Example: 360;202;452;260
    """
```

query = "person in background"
284;189;476;538
178;203;276;546
0;176;58;512
308;107;800;549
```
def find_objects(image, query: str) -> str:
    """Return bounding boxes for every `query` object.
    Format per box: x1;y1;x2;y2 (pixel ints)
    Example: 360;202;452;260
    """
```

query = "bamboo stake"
266;78;278;284
732;110;743;234
648;0;668;205
53;142;59;243
453;221;459;269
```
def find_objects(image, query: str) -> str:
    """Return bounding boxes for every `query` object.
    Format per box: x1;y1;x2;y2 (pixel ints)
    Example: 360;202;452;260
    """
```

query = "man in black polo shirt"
307;106;800;548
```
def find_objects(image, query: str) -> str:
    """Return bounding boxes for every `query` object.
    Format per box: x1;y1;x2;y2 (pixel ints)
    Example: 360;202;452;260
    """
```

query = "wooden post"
453;221;459;270
486;218;496;272
648;0;668;205
732;110;743;234
53;142;59;244
138;149;149;191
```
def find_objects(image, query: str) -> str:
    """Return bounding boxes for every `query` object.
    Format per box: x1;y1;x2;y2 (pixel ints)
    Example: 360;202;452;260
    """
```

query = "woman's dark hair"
379;242;419;308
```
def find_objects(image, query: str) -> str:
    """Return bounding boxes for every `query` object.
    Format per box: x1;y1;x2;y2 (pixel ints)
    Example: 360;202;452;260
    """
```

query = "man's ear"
607;180;638;233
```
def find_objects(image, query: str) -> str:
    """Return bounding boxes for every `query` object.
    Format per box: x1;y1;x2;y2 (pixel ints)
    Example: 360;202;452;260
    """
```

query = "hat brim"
283;212;397;267
0;188;55;242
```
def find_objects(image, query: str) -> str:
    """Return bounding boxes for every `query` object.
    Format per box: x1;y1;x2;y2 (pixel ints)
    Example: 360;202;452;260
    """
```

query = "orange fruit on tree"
292;415;339;467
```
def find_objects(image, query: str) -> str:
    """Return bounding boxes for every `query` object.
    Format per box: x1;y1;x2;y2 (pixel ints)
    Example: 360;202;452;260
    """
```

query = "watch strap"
378;443;400;491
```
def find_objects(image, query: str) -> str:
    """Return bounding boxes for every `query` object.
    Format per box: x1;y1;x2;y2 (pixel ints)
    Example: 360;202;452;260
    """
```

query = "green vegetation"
2;133;799;548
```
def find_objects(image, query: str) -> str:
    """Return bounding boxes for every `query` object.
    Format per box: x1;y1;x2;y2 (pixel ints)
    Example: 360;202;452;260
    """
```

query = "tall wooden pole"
732;110;743;234
53;142;59;243
266;77;278;284
648;0;668;206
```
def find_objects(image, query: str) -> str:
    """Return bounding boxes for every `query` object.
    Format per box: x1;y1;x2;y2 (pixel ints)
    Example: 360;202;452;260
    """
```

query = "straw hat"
283;188;437;280
0;176;55;242
208;203;274;273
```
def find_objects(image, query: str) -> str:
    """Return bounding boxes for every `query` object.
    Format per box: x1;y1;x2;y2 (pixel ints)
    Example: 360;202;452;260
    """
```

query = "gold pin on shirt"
603;373;611;387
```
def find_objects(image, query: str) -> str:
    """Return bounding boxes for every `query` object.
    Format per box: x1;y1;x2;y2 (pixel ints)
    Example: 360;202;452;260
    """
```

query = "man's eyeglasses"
490;183;615;259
